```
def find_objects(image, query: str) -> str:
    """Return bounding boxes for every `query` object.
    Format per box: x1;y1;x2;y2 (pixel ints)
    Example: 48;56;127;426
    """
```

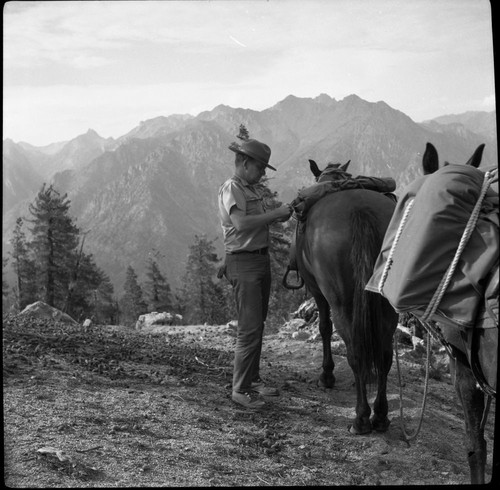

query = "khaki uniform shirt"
218;175;269;253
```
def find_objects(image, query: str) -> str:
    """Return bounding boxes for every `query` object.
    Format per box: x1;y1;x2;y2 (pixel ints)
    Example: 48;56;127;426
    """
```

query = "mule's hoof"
348;423;371;435
317;375;335;389
371;417;391;433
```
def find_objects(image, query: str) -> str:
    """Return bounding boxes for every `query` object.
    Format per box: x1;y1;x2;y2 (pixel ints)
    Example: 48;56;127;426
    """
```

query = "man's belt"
228;247;268;255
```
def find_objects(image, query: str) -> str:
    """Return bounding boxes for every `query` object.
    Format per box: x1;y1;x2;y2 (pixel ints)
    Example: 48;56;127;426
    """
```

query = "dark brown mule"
295;160;398;434
419;142;497;484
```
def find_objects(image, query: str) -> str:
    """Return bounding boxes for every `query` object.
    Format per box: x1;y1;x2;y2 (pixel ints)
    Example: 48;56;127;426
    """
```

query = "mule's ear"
422;142;439;175
341;160;351;172
309;159;322;178
465;144;485;168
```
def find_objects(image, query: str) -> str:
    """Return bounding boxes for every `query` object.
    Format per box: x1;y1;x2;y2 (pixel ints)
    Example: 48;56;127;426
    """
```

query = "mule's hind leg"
371;314;397;432
450;354;487;484
344;339;371;434
370;342;393;432
348;364;372;435
314;293;335;388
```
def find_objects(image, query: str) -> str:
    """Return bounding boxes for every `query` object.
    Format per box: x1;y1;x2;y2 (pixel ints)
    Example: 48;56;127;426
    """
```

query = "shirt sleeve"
221;180;246;215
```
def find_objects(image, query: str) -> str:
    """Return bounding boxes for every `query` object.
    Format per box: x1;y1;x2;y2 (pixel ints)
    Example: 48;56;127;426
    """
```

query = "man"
218;136;292;409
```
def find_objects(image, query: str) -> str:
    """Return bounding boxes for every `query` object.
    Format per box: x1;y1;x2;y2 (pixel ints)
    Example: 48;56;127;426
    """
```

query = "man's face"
244;158;267;184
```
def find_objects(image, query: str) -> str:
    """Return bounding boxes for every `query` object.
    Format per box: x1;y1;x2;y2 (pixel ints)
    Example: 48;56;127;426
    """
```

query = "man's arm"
230;205;292;231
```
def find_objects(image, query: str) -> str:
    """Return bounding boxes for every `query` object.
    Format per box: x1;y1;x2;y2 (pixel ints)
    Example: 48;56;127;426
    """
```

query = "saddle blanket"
366;164;499;330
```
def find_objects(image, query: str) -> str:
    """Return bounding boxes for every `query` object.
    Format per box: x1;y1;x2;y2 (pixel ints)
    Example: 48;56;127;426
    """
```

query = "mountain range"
3;93;497;294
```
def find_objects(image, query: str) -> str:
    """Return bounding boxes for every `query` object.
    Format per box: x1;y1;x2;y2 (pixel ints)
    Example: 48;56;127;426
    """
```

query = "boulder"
283;318;307;331
136;311;174;330
295;299;317;321
17;301;78;325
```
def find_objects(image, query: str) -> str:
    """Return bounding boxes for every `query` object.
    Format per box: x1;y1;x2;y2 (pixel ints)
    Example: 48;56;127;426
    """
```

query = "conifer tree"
94;274;118;324
27;184;80;308
67;252;115;321
9;217;38;310
180;235;231;325
144;258;172;312
2;257;9;299
120;265;148;325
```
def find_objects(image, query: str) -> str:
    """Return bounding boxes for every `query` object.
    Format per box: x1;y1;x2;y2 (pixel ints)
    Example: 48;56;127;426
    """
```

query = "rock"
412;335;425;352
284;319;307;331
17;301;78;325
396;324;413;345
293;298;318;322
292;331;310;341
136;312;174;330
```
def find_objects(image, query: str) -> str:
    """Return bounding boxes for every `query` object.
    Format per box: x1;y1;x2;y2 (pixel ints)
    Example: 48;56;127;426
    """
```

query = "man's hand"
273;204;293;222
230;204;293;230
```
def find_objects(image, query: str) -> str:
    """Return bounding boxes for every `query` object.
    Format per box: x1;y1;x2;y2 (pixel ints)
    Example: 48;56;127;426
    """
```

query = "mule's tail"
349;208;386;384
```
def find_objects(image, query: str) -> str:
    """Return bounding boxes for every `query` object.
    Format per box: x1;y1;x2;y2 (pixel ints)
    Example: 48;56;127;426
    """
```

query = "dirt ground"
3;314;497;487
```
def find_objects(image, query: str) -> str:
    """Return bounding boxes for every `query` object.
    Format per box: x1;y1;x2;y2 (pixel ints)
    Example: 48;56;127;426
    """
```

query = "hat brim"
229;146;277;171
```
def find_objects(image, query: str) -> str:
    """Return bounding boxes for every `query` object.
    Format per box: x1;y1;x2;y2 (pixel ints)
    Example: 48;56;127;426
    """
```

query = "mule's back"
301;189;395;310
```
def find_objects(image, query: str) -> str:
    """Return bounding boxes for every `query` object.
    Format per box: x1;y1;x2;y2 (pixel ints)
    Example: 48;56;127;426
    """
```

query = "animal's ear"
422;142;439;175
340;160;351;172
309;159;322;178
464;144;485;168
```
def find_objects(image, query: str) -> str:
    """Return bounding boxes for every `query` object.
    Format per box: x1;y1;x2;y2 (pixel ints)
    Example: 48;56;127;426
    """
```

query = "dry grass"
3;315;496;487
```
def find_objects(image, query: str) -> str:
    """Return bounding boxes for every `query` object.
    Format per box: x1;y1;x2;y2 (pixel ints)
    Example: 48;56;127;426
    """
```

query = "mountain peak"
314;93;336;105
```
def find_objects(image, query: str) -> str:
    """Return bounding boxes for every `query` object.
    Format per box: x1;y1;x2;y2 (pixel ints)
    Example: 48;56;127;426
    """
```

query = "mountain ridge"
3;94;496;294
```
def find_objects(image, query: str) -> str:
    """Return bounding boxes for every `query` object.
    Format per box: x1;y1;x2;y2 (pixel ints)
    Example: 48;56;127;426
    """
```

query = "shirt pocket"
245;196;263;215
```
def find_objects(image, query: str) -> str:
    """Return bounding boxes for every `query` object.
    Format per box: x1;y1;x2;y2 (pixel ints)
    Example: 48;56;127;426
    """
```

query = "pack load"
291;175;396;221
366;164;498;330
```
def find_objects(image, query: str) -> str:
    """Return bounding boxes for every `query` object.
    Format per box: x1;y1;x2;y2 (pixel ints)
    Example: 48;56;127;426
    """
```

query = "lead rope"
480;396;492;431
394;328;432;442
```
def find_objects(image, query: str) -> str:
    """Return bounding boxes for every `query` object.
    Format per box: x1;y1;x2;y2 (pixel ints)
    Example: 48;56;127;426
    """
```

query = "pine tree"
120;265;148;325
2;257;9;299
9;217;38;310
67;252;115;322
180;235;231;325
143;258;172;312
27;184;80;308
93;274;117;324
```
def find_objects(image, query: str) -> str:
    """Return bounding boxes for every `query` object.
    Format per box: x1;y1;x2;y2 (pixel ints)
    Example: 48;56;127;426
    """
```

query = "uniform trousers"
225;252;271;394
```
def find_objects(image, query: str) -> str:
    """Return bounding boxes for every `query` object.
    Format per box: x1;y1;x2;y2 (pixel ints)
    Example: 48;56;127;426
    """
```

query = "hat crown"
240;139;270;165
228;135;276;171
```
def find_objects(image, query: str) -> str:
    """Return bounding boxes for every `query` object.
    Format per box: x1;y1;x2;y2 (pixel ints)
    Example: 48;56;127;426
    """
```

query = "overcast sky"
3;0;496;146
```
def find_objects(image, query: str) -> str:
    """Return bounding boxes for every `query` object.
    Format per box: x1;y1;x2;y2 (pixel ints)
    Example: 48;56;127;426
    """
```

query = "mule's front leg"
315;294;335;388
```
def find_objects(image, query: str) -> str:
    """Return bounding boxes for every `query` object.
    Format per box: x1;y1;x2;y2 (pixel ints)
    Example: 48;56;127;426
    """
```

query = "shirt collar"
233;174;252;188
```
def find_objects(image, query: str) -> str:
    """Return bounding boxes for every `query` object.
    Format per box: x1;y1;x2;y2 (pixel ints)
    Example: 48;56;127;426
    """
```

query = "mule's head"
422;142;485;175
309;159;351;182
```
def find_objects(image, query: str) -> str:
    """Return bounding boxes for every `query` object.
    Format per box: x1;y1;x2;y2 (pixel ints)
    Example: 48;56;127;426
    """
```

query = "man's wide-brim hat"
228;139;277;171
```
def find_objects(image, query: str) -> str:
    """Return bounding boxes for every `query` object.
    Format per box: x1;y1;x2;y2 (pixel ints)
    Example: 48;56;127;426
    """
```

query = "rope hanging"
377;198;414;294
394;328;432;442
